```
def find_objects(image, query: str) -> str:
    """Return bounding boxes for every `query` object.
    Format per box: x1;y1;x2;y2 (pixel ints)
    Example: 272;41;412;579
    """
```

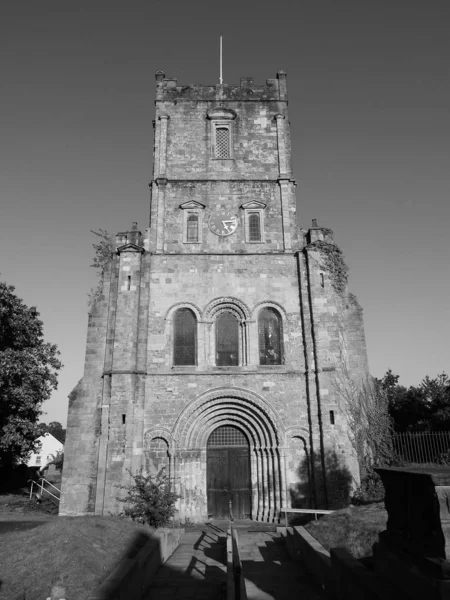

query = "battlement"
155;70;288;102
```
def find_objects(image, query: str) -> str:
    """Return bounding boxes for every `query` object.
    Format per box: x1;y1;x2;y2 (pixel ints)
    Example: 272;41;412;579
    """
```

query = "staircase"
145;521;325;600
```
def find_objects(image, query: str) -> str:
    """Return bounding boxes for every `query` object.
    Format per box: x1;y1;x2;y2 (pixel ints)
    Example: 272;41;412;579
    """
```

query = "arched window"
186;213;199;242
173;308;197;365
258;307;282;365
216;312;239;366
248;212;261;242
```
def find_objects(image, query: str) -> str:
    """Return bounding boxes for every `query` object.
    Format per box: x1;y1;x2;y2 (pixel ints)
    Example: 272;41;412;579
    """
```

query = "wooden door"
206;426;251;519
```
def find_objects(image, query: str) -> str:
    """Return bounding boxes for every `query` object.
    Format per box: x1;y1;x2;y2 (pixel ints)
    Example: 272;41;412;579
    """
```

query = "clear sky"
1;1;449;426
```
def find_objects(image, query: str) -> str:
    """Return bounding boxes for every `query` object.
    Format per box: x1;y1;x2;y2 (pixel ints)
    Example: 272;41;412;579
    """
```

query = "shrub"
351;470;385;505
435;448;450;465
116;468;180;528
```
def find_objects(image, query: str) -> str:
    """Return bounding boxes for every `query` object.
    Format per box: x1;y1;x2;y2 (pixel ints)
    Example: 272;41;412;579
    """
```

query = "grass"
0;515;155;600
303;502;387;559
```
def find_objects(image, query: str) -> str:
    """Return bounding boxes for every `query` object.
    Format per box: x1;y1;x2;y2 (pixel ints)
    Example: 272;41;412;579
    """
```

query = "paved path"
147;522;324;600
147;524;227;600
239;530;324;600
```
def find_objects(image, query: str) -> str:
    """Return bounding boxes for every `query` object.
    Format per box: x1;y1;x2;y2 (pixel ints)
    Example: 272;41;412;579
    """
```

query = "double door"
207;446;251;519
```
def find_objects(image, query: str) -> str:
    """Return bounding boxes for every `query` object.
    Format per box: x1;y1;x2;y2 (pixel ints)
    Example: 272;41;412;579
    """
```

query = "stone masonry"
60;70;370;521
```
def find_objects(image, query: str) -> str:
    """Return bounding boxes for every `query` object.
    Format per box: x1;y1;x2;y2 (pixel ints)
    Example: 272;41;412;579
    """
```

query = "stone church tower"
60;70;369;521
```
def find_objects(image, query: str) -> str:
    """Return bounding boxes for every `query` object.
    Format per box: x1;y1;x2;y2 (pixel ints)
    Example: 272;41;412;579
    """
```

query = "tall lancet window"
215;126;230;159
186;213;199;242
173;308;197;366
258;308;283;365
216;312;239;366
248;212;261;242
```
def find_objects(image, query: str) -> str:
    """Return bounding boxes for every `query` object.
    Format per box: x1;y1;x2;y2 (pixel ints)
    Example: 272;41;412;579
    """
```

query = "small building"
27;433;64;470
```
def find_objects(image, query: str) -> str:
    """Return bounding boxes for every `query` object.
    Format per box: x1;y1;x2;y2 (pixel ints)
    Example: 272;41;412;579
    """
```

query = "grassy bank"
304;502;387;558
0;515;154;600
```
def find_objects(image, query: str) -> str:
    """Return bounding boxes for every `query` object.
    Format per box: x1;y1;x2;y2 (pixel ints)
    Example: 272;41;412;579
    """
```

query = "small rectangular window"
249;213;261;242
320;273;324;288
215;126;230;159
187;213;199;242
127;276;131;291
122;414;126;425
330;410;335;425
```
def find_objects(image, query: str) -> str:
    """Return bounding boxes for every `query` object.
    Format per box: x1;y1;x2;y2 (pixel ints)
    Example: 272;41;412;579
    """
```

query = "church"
60;70;369;522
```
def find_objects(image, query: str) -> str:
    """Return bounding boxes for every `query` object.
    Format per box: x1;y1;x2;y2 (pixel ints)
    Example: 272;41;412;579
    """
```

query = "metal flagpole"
219;35;223;84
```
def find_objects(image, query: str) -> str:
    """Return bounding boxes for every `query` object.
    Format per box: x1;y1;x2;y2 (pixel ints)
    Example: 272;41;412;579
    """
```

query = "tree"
384;370;450;431
0;281;62;468
37;421;66;443
88;229;115;311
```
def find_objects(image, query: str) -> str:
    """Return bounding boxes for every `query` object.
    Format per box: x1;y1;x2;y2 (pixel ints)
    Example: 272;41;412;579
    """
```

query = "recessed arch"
203;297;250;321
172;387;285;450
251;300;288;322
144;427;173;450
165;301;202;322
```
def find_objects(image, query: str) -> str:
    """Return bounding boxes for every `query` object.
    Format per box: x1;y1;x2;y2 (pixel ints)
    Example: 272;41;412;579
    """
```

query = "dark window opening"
248;212;261;242
122;414;126;425
259;307;282;365
320;273;324;288
187;213;199;242
330;410;335;425
207;425;248;447
173;308;197;366
127;275;131;291
216;312;239;366
215;127;230;159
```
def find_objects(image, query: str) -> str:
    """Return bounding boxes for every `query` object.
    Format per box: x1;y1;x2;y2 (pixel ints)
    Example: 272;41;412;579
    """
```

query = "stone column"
257;448;264;520
158;114;169;178
267;448;276;522
261;448;269;521
155;178;167;253
275;114;288;178
250;449;258;520
278;179;293;251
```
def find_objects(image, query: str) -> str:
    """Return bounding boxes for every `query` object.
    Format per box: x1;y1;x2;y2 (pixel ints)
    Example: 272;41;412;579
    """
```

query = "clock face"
208;210;238;236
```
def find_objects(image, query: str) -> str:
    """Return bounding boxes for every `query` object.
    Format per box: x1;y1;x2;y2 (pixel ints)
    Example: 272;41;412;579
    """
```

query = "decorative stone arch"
203;296;250;321
171;387;287;522
203;298;251;366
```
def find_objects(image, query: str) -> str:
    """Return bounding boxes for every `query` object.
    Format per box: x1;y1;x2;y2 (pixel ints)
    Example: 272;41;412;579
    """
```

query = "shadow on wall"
290;449;352;514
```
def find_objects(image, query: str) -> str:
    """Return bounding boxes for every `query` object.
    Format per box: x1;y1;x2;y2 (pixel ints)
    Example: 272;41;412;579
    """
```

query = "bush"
435;448;450;465
117;468;180;528
351;469;385;505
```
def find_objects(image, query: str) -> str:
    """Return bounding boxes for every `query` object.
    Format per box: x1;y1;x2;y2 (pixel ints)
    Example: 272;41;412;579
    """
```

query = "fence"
392;431;450;464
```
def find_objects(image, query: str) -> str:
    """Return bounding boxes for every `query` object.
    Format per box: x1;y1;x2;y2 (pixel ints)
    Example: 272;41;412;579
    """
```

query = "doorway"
206;425;251;519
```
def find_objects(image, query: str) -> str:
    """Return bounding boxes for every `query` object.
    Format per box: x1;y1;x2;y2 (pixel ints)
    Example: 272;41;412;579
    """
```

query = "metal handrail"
227;500;246;600
281;507;335;528
29;477;61;504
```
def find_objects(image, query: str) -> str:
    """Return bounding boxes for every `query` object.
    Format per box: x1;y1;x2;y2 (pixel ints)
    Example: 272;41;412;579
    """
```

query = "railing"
29;477;61;504
281;508;335;529
226;501;246;600
392;431;450;464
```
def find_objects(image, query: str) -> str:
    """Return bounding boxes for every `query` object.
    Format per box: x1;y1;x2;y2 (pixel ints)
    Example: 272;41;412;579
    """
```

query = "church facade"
60;70;369;521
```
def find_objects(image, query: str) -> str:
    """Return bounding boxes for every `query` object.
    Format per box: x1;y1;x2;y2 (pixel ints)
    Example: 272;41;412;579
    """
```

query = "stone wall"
60;70;369;519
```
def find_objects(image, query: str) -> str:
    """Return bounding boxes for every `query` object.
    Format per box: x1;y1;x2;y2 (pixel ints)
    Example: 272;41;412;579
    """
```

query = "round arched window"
216;312;239;366
173;308;197;365
258;307;282;365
